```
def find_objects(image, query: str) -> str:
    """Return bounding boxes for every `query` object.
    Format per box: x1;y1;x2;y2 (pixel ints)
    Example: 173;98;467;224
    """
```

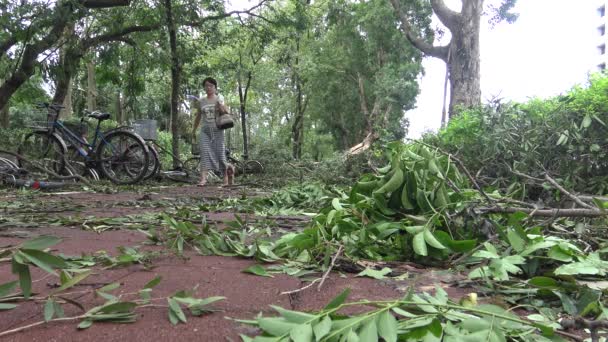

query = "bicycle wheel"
181;157;202;183
96;131;149;184
243;160;264;174
17;131;67;174
126;142;159;180
144;144;160;180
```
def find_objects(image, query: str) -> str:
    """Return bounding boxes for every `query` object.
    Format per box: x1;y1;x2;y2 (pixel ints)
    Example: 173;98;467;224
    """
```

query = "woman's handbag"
215;102;234;130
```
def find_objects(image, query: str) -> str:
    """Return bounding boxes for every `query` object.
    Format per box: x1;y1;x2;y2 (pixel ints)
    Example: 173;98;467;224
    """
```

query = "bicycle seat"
87;112;111;121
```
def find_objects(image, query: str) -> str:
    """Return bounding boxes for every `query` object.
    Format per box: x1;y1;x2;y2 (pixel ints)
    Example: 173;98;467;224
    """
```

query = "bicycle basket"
132;119;157;141
28;108;57;130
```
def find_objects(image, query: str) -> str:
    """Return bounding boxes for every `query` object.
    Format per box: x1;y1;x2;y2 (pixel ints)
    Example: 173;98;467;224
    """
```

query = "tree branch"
482;207;604;218
430;0;461;30
185;0;271;27
388;0;449;60
544;173;595;210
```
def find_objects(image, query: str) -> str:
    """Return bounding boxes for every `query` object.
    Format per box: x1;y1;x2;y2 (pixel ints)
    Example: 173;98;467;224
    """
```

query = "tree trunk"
61;77;73;118
291;37;306;160
0;1;73;112
447;0;481;116
164;0;181;169
115;91;124;124
237;71;252;159
389;0;482;118
0;105;9;128
86;61;97;112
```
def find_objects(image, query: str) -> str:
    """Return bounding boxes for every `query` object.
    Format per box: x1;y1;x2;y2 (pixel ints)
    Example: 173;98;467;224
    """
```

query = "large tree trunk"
61;78;73;118
164;0;181;169
0;105;9;128
115;91;124;124
86;61;97;112
390;0;482;118
291;37;307;160
447;0;481;115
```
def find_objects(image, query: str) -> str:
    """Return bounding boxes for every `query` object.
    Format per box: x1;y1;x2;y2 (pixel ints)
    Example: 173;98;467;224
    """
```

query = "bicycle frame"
51;118;105;161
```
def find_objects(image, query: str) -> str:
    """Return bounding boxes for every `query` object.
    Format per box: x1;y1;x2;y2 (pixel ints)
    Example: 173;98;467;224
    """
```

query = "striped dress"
198;94;227;173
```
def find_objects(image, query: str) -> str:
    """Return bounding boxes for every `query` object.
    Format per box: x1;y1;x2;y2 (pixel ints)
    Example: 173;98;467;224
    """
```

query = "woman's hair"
202;77;217;88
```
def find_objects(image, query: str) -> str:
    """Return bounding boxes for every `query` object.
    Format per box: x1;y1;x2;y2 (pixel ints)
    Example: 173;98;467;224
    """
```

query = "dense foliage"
425;72;608;201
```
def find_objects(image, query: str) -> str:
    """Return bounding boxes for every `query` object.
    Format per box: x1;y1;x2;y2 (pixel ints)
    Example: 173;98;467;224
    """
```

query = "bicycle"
17;103;149;185
0;152;67;189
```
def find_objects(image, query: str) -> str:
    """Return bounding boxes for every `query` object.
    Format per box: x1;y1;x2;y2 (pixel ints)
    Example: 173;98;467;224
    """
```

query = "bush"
424;72;608;199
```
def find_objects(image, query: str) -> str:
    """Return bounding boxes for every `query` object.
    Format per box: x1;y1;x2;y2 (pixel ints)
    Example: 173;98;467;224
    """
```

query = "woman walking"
192;77;233;186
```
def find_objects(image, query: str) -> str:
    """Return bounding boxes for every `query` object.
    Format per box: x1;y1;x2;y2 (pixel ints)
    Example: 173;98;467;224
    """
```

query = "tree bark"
61;78;73;118
0;105;9;129
115;91;124;124
164;0;181;169
291;37;307;160
86;62;97;112
0;1;73;112
237;70;252;159
389;0;482;118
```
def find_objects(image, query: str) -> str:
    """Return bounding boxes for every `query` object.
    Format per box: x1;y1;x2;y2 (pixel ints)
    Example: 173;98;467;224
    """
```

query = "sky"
405;0;603;138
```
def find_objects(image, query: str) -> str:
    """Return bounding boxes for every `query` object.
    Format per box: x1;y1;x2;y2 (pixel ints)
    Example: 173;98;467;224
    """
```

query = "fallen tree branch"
544;174;595;210
0;149;95;188
481;206;604;218
561;317;608;342
318;245;343;291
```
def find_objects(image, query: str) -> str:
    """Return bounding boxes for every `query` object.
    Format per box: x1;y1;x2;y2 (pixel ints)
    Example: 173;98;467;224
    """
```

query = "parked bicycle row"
6;103;264;187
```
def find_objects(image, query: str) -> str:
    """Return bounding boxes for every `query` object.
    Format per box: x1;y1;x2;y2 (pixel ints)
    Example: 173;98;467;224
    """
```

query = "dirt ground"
0;184;473;341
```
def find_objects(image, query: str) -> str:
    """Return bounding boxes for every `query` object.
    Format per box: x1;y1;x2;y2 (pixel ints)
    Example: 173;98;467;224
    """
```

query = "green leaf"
0;281;18;298
423;229;446;249
44;298;55;322
356;267;392;280
375;168;404;194
324;288;350;311
582;115;592;128
258;317;299;336
313;316;332;341
50;271;92;295
98;282;120;293
77;319;93;329
243;265;273;278
332;198;343;211
377;310;397;342
528;277;559;289
12;260;31;299
359;318;378;342
270;305;316;324
18;249;67;275
413;232;428;256
98;301;137;314
168;298;187;323
143;275;162;289
290;323;313;342
0;303;17;310
506;229;526;253
20;236;62;250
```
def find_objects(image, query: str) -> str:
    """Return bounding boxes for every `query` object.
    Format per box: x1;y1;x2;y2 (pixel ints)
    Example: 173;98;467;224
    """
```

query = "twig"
544;174;596;210
0;315;84;337
561;317;608;342
450;234;498;266
318;245;344;292
481;206;606;218
280;278;321;295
